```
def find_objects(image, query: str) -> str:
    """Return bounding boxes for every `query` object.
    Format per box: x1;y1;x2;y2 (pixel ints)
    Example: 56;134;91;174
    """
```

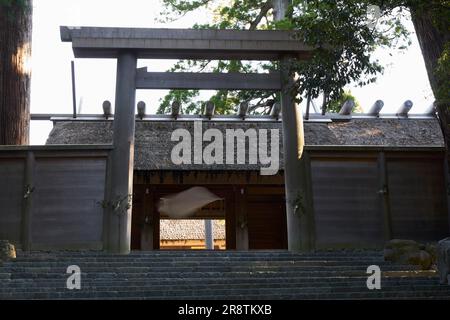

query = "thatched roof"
160;219;225;240
46;118;444;170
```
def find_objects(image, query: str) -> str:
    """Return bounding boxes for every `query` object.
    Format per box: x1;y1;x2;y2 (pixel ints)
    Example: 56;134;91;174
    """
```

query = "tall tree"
159;1;448;121
0;0;32;145
158;0;411;115
408;1;450;149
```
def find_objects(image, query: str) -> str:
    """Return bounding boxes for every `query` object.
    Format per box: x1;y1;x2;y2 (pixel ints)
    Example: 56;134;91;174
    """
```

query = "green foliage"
158;0;213;21
436;42;450;105
157;89;200;114
280;0;411;105
328;91;363;113
404;0;450;105
158;0;438;115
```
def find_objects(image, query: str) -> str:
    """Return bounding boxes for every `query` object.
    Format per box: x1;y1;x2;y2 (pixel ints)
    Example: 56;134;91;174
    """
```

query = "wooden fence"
0;145;112;250
0;145;448;251
308;146;450;248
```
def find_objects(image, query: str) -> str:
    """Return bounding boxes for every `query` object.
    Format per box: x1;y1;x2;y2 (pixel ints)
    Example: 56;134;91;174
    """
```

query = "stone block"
0;240;16;262
384;239;432;270
437;237;450;285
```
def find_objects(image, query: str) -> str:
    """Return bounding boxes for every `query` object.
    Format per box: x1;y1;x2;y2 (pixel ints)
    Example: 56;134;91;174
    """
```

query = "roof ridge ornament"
368;100;384;117
339;100;355;116
396;100;414;117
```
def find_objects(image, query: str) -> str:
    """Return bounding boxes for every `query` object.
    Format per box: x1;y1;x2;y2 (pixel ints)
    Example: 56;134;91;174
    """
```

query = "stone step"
3;265;421;274
1;275;438;286
12;254;385;260
2;281;448;295
1;279;441;290
5;259;392;267
2;288;450;300
1;276;441;288
13;251;380;256
16;250;381;255
8;262;390;267
13;253;385;261
0;273;10;280
8;269;433;280
2;250;445;300
121;291;450;300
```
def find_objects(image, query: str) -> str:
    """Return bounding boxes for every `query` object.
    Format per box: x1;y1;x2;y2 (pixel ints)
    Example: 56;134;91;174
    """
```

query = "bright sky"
29;0;435;145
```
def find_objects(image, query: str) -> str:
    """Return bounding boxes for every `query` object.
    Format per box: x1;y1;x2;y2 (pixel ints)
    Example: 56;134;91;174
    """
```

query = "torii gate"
60;26;316;254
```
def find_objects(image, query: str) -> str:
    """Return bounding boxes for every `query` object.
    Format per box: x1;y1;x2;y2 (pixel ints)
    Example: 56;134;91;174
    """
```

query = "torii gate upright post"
274;0;315;251
106;52;137;254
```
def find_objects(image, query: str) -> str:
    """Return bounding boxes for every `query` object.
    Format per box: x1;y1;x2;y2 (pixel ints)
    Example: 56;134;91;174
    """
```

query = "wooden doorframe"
133;184;236;250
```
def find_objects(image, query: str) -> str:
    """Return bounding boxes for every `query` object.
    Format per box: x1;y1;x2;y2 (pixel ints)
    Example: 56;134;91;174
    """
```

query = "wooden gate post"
377;152;393;241
275;0;315;251
280;59;315;251
21;151;35;251
106;51;137;254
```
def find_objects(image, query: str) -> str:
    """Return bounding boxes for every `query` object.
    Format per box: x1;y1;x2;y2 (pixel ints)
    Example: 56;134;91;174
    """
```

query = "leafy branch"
157;0;414;115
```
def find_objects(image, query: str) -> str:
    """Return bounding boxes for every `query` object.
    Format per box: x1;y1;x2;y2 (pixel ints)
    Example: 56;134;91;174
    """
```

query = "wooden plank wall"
387;155;449;241
31;158;106;249
0;147;111;250
0;158;25;243
310;150;449;248
311;156;384;248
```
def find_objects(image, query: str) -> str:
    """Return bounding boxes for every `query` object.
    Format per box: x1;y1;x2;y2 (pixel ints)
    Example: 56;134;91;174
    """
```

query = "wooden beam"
204;220;214;250
60;26;314;60
305;145;446;153
141;187;155;250
0;145;113;152
133;171;285;185
21;151;35;251
302;152;316;248
235;186;249;250
102;151;113;250
443;153;450;233
377;152;393;241
32;114;104;120
136;71;282;90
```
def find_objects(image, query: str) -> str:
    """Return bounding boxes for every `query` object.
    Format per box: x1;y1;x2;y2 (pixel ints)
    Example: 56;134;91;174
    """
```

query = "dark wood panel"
31;158;106;246
246;194;287;250
0;159;24;242
311;159;384;248
131;185;144;250
134;171;284;185
387;159;448;241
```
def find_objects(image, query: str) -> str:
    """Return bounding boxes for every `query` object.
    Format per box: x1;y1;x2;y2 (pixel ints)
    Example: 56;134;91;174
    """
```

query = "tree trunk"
410;8;447;92
0;1;33;145
410;6;450;150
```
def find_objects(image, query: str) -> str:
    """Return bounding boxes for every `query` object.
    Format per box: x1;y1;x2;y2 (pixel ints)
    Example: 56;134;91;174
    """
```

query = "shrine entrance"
61;26;314;253
130;172;288;251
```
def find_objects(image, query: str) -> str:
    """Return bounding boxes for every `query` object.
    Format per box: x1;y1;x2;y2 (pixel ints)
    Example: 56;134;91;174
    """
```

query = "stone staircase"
0;250;449;300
